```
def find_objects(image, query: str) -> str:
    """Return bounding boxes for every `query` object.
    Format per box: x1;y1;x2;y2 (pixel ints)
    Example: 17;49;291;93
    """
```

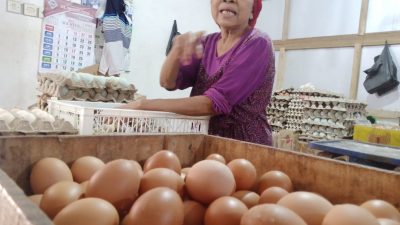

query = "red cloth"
249;0;262;28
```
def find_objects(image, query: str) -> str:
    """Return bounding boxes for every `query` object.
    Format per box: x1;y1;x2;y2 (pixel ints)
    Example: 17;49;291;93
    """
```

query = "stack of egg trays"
268;94;292;132
300;97;367;141
37;72;137;103
0;109;77;135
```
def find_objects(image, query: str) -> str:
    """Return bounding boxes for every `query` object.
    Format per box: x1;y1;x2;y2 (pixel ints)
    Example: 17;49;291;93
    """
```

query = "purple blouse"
172;28;275;145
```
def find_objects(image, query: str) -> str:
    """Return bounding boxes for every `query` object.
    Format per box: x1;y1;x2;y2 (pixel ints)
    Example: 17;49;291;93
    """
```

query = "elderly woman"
123;0;275;145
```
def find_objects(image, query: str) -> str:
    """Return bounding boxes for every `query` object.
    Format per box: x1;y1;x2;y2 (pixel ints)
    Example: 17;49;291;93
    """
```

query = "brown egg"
322;204;380;225
86;159;141;217
361;200;400;222
139;168;184;195
143;150;182;174
232;191;260;208
79;181;88;197
186;160;236;204
259;187;289;204
257;171;293;194
277;191;333;225
130;160;143;177
378;219;400;225
123;187;184;225
71;156;105;183
227;159;257;191
205;196;248;225
53;198;119;225
30;158;73;194
240;204;307;225
40;181;83;219
28;194;42;206
206;153;226;164
182;184;190;201
183;200;206;225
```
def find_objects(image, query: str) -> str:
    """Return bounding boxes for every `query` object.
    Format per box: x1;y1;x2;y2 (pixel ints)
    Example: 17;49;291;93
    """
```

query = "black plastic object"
166;20;181;56
363;42;399;96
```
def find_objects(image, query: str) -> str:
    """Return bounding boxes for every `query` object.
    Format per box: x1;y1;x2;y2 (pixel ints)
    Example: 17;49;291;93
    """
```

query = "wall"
0;0;44;109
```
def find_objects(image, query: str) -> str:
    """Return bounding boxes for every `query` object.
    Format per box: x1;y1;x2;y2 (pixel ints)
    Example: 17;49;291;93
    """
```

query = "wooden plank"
273;31;400;50
362;31;400;46
202;135;400;207
358;0;369;35
350;43;363;99
282;0;291;40
275;47;287;90
0;135;204;194
2;134;400;225
163;135;205;168
0;169;52;225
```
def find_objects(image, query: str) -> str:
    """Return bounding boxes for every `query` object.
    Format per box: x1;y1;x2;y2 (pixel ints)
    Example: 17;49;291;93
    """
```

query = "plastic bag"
363;42;399;96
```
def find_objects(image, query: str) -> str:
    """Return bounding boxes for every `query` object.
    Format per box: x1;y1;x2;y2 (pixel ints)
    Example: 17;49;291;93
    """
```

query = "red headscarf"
249;0;262;28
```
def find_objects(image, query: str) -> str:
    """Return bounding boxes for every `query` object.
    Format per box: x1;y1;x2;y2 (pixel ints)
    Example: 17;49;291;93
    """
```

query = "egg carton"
271;95;292;101
37;72;137;103
272;88;294;96
303;126;352;137
269;106;288;111
0;108;77;135
292;88;342;98
284;124;302;130
303;118;354;129
304;97;367;111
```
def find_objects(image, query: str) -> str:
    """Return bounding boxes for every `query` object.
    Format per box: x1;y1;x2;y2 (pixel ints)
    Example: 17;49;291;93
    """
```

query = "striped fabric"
102;14;132;49
98;0;132;76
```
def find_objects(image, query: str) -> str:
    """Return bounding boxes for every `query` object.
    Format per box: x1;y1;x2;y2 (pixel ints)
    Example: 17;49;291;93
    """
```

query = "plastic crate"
48;100;209;135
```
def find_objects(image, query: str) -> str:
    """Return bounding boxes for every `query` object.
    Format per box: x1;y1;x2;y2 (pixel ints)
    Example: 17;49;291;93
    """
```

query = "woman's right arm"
159;32;205;90
159;46;181;89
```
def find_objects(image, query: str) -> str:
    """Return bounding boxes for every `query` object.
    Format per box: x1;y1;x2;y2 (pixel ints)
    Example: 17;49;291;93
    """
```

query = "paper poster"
38;0;96;73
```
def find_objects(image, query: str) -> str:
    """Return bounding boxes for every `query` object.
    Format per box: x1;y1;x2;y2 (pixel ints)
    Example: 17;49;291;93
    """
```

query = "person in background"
122;0;275;145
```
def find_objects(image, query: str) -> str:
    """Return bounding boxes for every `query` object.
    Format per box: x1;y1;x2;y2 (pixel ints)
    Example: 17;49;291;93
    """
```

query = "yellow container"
353;124;400;147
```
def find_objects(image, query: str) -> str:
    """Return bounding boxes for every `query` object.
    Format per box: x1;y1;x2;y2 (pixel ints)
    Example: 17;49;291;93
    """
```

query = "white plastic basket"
47;100;209;135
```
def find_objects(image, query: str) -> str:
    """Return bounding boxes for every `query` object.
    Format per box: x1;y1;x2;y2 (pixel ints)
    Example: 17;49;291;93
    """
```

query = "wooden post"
350;43;363;99
282;0;291;40
276;47;287;90
274;0;290;90
349;0;369;99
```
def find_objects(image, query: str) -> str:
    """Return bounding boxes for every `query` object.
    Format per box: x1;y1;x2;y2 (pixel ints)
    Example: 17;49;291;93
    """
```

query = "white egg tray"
48;99;210;135
0;108;77;135
37;72;137;103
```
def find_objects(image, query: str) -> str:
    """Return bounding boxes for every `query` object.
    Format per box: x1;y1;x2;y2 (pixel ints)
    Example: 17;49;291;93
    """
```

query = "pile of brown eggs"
27;151;400;225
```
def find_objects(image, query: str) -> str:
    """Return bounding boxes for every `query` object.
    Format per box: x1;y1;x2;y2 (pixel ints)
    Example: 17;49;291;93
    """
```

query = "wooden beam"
358;0;369;35
282;0;291;40
349;44;363;99
275;47;286;90
349;0;369;100
272;31;400;50
273;0;290;90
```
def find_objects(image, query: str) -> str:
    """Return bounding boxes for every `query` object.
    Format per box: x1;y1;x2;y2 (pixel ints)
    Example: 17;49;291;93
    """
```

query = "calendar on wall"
38;0;97;73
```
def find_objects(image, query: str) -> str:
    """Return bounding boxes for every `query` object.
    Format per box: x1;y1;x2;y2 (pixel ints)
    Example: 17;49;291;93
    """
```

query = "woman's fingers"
179;31;205;65
193;31;205;59
181;32;195;65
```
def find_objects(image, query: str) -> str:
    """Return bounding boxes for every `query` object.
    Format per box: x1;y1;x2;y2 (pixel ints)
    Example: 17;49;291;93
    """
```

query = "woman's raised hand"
172;31;205;65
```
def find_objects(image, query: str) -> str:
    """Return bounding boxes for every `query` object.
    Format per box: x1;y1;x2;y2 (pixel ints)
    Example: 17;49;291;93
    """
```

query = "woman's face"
211;0;254;30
